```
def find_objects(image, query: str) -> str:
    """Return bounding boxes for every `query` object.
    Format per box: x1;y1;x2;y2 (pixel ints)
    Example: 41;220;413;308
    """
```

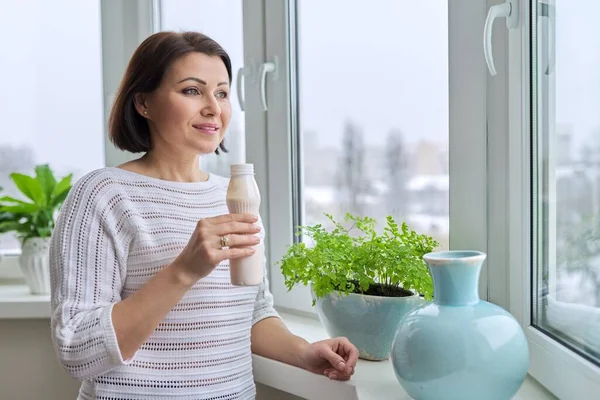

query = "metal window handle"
236;67;246;111
259;57;278;111
235;59;257;112
484;0;520;76
540;3;555;76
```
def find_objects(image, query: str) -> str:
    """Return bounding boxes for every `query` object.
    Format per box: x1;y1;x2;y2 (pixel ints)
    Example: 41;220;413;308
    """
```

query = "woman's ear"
133;93;149;118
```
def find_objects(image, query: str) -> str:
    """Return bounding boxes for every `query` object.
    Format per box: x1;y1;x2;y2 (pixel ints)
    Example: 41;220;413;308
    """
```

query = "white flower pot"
19;237;51;295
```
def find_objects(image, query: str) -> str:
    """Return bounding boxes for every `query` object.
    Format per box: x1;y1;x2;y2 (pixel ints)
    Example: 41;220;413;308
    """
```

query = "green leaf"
278;212;438;303
36;227;52;237
35;164;56;202
10;173;46;206
51;174;72;205
51;187;70;207
0;221;28;234
0;196;34;206
0;204;38;214
1;165;73;239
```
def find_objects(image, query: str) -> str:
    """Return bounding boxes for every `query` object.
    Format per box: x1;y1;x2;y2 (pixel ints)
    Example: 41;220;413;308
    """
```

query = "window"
296;0;449;249
531;0;600;368
0;1;105;252
159;0;247;177
501;0;600;397
287;0;450;313
260;0;487;314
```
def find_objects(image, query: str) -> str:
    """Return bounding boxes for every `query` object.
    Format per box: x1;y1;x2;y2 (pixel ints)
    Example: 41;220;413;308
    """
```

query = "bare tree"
385;129;410;219
337;120;366;215
559;215;600;307
556;141;600;306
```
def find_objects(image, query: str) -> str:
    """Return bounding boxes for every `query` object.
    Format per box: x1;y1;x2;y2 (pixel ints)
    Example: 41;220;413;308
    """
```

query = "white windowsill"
0;251;24;281
0;281;50;319
255;311;556;400
0;282;555;399
254;312;406;400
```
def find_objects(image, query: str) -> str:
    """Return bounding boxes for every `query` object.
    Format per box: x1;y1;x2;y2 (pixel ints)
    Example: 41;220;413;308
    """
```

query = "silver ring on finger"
220;235;229;249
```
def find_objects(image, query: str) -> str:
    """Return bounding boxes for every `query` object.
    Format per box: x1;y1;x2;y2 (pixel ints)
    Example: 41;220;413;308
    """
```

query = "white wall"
256;384;305;400
0;320;80;400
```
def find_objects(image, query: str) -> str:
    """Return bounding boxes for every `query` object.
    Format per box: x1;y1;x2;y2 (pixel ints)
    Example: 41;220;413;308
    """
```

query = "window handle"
235;59;256;112
236;67;246;111
484;0;520;76
259;57;278;111
539;3;556;76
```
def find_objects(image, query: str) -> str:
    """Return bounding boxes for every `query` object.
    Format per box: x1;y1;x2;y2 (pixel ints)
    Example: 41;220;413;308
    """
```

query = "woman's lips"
193;124;219;135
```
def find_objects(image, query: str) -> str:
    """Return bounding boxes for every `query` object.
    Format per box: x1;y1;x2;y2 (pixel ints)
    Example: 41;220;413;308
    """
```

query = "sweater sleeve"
252;216;280;325
49;173;133;381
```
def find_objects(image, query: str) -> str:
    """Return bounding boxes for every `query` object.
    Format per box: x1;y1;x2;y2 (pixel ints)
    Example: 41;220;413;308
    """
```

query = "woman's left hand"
300;337;359;381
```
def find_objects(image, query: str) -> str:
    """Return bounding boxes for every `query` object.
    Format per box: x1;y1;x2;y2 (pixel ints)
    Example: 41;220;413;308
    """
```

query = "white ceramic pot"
19;237;51;295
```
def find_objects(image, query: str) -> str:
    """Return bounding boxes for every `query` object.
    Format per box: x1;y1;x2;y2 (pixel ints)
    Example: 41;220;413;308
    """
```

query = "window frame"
259;0;309;314
501;0;600;397
256;0;491;315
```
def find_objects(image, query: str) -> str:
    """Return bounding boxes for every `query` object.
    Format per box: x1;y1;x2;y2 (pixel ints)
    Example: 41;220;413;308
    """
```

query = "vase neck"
424;251;486;306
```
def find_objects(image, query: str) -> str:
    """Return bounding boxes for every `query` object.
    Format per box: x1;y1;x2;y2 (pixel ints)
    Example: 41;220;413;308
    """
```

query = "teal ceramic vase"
391;251;529;400
312;286;425;360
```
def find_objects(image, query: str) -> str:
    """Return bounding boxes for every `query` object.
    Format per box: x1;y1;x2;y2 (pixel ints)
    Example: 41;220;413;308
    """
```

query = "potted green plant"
278;213;438;360
0;165;72;294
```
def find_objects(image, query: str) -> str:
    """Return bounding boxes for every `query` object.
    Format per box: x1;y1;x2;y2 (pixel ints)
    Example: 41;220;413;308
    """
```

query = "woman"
49;31;358;399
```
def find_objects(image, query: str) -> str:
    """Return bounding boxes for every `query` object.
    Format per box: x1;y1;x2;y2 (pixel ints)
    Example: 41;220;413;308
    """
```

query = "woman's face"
138;52;231;156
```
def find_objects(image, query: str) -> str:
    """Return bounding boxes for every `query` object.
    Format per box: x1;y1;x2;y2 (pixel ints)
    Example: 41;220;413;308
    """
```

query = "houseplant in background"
279;213;438;360
0;164;72;294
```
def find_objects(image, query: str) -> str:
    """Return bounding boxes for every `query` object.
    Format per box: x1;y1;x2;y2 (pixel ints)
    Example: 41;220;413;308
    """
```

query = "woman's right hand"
172;213;261;283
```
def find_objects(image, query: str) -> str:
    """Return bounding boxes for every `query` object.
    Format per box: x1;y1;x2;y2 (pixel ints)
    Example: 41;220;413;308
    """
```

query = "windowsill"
0;251;24;281
256;311;557;400
0;281;51;319
253;312;403;400
0;281;555;399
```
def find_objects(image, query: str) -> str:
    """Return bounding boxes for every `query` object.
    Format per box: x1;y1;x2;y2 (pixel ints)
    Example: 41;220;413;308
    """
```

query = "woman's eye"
183;87;200;95
216;91;229;99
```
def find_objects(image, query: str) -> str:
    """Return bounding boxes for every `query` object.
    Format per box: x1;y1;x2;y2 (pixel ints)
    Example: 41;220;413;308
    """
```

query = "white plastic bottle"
226;163;264;286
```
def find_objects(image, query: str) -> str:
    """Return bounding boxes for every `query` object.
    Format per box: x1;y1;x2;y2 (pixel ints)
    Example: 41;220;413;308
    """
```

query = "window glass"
0;1;104;250
531;0;600;365
296;0;449;249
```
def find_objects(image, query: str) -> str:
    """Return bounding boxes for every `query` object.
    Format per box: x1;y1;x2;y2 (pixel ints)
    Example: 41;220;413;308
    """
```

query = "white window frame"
495;0;600;398
256;0;491;315
257;0;306;314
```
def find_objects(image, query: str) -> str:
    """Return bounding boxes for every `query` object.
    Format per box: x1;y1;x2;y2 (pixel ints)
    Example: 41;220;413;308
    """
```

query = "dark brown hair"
108;31;232;154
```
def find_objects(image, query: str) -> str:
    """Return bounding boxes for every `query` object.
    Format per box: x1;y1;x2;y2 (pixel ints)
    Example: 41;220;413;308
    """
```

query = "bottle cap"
230;163;254;175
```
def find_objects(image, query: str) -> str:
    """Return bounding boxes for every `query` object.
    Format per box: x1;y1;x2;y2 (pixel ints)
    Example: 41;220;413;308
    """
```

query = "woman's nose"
201;95;221;117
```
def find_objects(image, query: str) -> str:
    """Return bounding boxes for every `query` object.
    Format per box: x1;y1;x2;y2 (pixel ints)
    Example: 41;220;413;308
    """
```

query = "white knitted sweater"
49;167;280;400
